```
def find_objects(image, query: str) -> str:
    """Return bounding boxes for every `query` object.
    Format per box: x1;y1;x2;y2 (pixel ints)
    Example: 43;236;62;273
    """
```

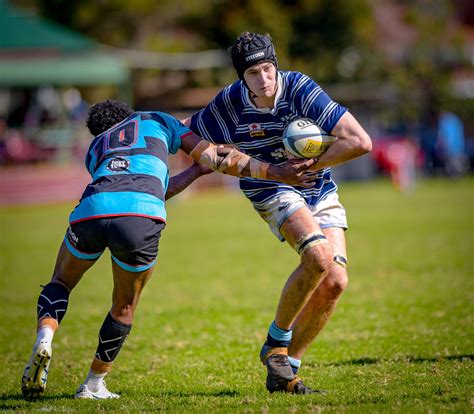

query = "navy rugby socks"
37;282;70;323
95;313;132;363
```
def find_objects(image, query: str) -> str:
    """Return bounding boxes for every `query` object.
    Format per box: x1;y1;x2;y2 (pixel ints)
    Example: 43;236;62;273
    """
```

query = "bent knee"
111;303;135;324
301;245;333;276
323;270;348;297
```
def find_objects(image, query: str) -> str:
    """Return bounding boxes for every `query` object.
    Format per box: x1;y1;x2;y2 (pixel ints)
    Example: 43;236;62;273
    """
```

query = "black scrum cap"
230;33;278;80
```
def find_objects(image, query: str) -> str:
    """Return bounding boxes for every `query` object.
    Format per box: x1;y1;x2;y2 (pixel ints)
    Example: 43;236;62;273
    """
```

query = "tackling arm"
165;161;213;200
309;112;372;171
180;132;318;187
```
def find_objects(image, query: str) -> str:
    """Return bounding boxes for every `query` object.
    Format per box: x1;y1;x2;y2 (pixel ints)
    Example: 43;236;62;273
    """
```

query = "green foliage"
385;0;465;121
19;0;377;83
15;0;469;114
0;178;473;412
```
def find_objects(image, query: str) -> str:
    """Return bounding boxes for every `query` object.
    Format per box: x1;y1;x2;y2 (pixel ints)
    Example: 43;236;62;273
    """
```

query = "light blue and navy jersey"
190;71;347;207
69;111;191;224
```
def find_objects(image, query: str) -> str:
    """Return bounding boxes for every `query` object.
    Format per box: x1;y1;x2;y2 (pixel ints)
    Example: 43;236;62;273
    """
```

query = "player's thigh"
107;216;164;303
280;206;323;248
111;261;155;305
322;227;347;258
321;227;348;292
51;241;97;290
56;218;109;289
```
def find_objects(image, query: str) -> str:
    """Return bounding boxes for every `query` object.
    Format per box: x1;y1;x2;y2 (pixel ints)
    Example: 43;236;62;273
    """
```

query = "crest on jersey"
107;157;130;172
249;123;265;137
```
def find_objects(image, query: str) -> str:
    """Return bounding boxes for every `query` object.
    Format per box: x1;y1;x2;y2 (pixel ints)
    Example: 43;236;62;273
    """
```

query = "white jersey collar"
244;72;283;114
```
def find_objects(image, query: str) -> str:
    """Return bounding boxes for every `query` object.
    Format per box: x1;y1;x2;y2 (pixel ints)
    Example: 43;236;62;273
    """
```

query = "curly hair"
86;99;134;136
230;32;273;52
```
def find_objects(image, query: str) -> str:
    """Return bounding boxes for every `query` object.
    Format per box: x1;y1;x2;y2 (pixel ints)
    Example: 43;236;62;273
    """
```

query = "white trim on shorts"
251;191;348;242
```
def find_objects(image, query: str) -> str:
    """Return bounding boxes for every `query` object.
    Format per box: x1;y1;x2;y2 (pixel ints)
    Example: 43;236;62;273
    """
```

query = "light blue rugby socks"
266;320;292;348
266;321;302;373
288;356;301;374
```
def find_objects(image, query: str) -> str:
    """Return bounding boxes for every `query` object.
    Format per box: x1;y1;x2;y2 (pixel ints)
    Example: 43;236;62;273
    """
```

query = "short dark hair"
86;99;134;136
230;32;278;80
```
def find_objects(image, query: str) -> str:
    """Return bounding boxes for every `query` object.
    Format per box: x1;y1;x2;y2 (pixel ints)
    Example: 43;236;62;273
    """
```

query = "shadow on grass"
0;388;240;408
319;354;474;367
0;392;74;410
0;392;73;401
151;389;241;398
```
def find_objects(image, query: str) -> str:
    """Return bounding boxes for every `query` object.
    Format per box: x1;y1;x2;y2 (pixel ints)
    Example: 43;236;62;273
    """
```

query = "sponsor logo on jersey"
249;123;265;137
107;157;130;172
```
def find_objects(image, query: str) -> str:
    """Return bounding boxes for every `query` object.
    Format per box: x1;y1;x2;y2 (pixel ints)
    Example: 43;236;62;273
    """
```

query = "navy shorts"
64;216;165;272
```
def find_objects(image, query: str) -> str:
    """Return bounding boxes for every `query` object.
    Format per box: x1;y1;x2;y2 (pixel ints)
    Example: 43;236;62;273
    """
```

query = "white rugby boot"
74;381;120;399
21;340;52;401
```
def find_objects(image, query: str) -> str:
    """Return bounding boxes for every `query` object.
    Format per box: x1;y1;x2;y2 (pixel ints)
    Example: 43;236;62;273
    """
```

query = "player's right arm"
291;73;372;171
308;111;372;171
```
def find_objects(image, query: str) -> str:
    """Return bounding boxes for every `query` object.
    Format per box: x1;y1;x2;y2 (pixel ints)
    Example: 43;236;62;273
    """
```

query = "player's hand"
270;158;319;187
191;160;214;176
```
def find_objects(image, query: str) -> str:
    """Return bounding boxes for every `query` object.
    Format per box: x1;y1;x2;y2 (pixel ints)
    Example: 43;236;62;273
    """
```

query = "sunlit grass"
0;178;472;412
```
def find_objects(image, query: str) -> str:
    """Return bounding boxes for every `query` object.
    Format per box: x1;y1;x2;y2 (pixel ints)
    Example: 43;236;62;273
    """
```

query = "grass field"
0;178;473;413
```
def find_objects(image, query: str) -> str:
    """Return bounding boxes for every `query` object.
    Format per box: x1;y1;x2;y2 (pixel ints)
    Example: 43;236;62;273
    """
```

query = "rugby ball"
283;118;337;158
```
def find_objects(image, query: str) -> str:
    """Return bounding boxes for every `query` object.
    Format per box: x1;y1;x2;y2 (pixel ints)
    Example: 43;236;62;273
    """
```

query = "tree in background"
16;0;472;127
18;0;377;84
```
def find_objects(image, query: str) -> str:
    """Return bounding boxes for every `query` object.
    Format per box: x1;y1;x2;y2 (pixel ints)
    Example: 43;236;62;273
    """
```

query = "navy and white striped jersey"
69;111;191;224
190;71;347;207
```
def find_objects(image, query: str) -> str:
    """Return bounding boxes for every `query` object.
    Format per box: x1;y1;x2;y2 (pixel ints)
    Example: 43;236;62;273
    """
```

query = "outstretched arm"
180;132;318;187
165;161;213;200
309;111;372;171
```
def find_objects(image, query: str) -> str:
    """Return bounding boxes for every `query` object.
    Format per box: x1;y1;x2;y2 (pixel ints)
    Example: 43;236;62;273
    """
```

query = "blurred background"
0;0;472;204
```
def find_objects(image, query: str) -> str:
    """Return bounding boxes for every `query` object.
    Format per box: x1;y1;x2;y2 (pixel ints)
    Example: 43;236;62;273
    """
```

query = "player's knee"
110;303;135;325
301;245;333;278
324;270;348;298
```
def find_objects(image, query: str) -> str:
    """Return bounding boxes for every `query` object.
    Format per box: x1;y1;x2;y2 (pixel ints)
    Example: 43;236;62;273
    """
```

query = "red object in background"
372;136;424;192
372;136;424;174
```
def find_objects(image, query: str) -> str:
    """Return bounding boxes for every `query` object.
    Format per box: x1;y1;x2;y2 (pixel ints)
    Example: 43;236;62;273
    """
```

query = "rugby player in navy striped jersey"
21;99;317;401
188;32;372;394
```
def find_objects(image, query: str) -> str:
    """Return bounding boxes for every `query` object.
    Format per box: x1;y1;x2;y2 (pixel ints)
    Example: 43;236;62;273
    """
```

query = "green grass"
0;178;473;413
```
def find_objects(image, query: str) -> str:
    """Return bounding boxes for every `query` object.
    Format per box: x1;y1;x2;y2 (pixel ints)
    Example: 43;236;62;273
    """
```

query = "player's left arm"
309;111;372;171
165;161;213;200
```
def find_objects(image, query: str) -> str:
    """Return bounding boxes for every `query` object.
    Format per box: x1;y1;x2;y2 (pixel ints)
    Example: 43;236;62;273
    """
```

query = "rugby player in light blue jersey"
21;99;317;401
189;32;372;394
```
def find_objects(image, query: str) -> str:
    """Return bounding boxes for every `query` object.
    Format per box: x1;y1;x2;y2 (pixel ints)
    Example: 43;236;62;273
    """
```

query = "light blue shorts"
251;191;348;241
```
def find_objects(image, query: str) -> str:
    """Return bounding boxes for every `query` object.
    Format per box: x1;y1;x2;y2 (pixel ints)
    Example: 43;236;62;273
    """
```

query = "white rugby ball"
283;118;337;158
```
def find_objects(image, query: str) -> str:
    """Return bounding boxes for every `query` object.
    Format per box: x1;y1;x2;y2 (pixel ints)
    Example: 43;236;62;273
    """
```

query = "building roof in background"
0;0;93;53
0;54;129;86
0;0;129;86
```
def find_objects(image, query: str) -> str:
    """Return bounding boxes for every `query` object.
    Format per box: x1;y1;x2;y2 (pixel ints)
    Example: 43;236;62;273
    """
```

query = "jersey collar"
244;72;283;114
